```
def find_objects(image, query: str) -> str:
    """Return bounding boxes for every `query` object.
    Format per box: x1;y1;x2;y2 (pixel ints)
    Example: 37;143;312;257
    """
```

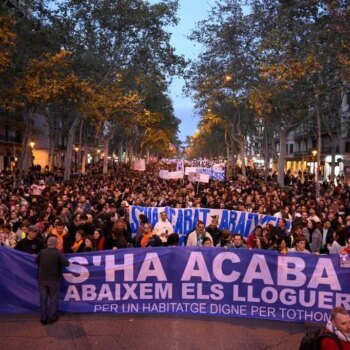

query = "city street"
0;313;318;350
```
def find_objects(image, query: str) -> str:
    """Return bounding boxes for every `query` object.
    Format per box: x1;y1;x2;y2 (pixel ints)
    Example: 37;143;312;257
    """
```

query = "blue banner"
0;247;349;323
195;167;225;181
129;206;291;243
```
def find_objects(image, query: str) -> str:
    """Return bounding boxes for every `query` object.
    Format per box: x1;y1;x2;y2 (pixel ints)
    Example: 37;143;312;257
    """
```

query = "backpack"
299;328;342;350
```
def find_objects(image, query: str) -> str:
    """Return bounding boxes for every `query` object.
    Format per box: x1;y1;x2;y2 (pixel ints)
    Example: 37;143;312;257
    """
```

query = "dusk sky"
149;0;216;142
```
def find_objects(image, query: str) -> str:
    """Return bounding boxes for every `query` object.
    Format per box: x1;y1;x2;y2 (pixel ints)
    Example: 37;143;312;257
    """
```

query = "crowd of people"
1;162;350;340
0;163;349;255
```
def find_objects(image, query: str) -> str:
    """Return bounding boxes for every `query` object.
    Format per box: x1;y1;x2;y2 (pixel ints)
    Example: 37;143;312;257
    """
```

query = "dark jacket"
15;238;43;255
35;248;69;281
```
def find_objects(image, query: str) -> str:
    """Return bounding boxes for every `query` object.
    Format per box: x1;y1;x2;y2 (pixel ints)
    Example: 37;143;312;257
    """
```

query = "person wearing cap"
36;236;69;325
15;225;43;255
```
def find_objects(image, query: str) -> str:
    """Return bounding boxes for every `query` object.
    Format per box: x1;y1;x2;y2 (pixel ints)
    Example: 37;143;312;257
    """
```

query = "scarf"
50;228;68;253
71;239;84;253
326;320;350;342
141;233;153;248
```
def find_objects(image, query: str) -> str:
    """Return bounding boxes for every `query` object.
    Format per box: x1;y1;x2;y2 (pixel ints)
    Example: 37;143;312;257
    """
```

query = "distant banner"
129;206;291;243
0;247;349;324
191;160;216;168
159;170;183;180
133;159;146;171
188;172;209;183
176;160;184;173
185;167;225;181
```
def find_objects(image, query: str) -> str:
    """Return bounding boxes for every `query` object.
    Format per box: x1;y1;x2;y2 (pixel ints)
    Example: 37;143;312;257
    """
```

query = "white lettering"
181;252;211;281
212;252;241;282
137;253;167;281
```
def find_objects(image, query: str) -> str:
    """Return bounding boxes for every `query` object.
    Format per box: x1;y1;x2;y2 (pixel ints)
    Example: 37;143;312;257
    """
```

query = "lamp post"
74;146;79;173
29;141;35;167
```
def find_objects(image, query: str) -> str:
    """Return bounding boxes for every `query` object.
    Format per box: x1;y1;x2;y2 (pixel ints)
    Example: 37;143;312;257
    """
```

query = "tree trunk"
315;95;321;198
64;114;81;181
225;130;231;163
78;120;84;166
240;138;246;177
225;130;232;179
103;138;109;175
330;137;336;182
81;145;87;175
278;127;287;187
264;125;269;182
119;143;123;164
18;109;33;174
48;131;56;171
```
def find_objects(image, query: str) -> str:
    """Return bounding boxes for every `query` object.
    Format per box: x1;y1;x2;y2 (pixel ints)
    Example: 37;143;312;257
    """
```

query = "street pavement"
0;313;318;350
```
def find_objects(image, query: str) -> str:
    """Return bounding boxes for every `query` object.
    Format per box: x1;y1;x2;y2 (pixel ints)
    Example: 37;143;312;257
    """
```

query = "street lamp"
74;146;79;173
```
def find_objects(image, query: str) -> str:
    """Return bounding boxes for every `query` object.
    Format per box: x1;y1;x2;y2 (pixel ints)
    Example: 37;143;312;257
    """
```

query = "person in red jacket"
321;306;350;350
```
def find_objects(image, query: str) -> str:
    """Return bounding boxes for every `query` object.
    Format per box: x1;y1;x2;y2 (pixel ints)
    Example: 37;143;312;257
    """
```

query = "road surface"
0;313;318;350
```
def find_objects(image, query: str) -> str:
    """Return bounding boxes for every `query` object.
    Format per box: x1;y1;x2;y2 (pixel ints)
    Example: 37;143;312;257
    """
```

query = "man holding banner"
154;211;174;245
36;236;70;325
186;220;213;246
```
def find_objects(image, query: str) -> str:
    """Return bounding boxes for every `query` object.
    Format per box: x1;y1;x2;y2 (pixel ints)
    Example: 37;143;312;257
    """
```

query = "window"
289;144;294;154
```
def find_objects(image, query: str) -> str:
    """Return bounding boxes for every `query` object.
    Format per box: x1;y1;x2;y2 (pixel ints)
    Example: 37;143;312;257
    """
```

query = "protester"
153;211;174;244
104;221;129;250
230;234;247;249
82;235;94;252
320;306;350;350
341;236;350;254
303;220;322;253
166;233;180;246
0;161;347;256
246;225;263;249
35;236;69;325
328;230;346;254
71;230;85;253
202;237;213;247
48;220;71;254
186;220;213;247
216;230;233;248
288;237;311;254
15;225;43;255
92;229;105;251
139;223;159;248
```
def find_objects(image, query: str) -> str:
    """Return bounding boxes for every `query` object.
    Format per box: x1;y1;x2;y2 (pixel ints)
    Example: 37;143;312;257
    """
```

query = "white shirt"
288;247;311;254
328;241;345;254
186;230;213;247
308;214;321;223
31;184;46;196
153;220;174;243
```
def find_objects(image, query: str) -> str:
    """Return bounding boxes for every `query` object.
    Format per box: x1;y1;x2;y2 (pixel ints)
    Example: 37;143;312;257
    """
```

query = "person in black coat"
36;236;69;324
15;225;43;255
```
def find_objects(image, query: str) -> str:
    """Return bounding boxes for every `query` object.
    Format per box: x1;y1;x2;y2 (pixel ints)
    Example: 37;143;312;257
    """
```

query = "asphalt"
0;313;319;350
